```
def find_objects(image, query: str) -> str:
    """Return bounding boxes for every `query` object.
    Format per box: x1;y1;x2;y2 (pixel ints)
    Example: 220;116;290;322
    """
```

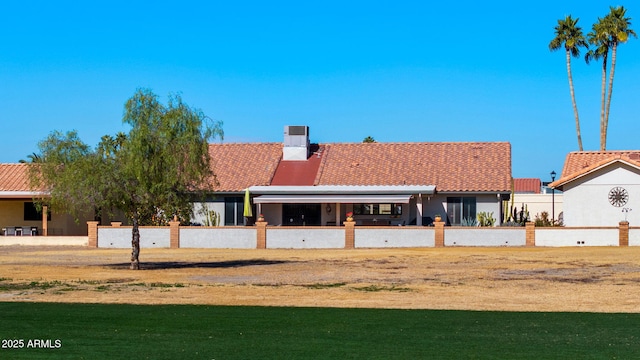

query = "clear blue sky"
1;1;639;180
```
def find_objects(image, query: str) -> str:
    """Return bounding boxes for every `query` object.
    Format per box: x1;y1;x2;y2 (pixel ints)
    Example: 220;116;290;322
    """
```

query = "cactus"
477;211;496;227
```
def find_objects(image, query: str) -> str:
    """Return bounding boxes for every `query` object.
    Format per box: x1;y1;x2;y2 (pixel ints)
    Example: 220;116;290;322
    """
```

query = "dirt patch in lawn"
1;246;640;312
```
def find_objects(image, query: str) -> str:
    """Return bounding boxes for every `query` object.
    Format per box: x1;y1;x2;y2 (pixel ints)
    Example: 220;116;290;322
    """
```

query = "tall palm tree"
587;6;636;151
549;15;587;151
586;19;610;151
603;6;636;150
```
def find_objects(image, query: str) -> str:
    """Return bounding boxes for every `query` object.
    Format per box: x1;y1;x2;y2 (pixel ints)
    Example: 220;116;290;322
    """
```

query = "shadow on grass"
103;259;292;270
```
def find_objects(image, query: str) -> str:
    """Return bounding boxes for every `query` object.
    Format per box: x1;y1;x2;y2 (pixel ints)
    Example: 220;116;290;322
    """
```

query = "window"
224;197;245;226
353;203;402;215
446;197;476;225
24;202;51;221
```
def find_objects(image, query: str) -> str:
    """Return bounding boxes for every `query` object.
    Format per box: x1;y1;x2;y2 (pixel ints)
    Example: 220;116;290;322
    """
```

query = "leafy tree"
29;89;223;269
549;15;587;151
362;136;376;143
587;6;636;150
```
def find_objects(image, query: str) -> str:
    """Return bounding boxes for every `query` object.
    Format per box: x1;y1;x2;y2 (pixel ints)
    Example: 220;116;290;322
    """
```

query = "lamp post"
550;170;556;225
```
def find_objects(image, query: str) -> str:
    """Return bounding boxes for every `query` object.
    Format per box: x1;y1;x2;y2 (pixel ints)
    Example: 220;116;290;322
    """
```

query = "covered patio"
248;185;436;226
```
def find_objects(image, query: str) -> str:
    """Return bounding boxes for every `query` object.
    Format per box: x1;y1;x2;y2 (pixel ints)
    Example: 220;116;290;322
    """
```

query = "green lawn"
0;302;638;359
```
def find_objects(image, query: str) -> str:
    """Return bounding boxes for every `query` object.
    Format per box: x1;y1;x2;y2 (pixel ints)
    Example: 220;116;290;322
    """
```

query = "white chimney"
283;126;309;161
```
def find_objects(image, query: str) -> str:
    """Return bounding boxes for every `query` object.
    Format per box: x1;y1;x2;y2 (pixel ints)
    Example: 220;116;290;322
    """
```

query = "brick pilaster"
169;220;180;249
87;221;99;248
434;220;445;247
256;221;268;249
525;222;535;247
344;220;355;249
619;221;630;247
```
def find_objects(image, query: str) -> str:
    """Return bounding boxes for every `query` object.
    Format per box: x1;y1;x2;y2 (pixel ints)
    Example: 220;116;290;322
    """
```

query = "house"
0;126;513;233
0;163;89;236
550;151;640;227
194;126;513;227
512;178;563;224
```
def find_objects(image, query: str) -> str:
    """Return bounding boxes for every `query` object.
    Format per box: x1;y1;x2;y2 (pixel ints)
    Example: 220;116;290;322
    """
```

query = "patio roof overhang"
248;185;436;195
0;191;47;199
254;194;413;204
248;185;435;204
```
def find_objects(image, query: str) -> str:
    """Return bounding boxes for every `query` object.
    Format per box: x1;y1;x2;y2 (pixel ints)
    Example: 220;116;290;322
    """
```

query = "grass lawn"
0;302;638;359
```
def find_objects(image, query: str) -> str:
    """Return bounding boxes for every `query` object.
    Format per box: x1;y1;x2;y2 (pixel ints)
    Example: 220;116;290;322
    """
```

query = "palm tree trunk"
130;214;140;270
566;49;583;151
599;52;609;151
604;41;618;151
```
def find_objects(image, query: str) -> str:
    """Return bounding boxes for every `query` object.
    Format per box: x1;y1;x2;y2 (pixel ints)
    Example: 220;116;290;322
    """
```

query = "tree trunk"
599;52;609;151
566;49;583;151
604;41;618;151
130;215;140;270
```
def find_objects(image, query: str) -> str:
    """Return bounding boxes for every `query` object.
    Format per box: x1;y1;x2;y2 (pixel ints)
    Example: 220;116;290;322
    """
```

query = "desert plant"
461;217;478;226
534;211;553;227
477;212;496;227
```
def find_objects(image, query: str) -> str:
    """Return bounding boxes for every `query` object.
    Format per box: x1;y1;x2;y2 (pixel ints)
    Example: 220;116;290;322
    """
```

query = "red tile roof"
1;142;513;195
552;151;640;188
207;143;282;192
0;163;32;192
513;178;541;193
271;145;326;186
316;142;511;192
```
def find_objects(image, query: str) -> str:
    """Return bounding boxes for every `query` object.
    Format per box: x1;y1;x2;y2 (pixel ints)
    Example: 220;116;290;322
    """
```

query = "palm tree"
549;15;587;151
19;152;42;163
603;6;636;150
586;19;610;151
587;6;636;151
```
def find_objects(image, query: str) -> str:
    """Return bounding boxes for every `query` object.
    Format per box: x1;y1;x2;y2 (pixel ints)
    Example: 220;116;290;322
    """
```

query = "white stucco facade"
560;163;640;226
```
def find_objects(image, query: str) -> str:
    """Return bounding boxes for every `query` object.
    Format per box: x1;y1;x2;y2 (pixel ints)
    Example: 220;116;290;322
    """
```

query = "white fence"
0;236;88;246
5;223;636;248
630;228;640;246
266;227;344;249
98;227;170;248
180;227;256;248
535;228;619;247
355;228;435;248
445;228;526;247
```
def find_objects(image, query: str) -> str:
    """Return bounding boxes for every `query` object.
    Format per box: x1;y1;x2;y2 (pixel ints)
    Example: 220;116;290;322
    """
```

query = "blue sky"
1;1;639;180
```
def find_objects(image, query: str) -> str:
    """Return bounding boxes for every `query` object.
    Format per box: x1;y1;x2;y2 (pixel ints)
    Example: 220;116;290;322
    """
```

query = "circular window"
608;187;629;207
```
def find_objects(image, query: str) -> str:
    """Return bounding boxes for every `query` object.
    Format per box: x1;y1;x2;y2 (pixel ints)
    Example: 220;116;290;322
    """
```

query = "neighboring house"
1;126;513;231
0;164;89;236
512;178;563;223
550;151;640;227
194;126;512;227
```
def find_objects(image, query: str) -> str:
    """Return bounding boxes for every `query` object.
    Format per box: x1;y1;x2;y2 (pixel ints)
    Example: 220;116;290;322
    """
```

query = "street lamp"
550;170;556;225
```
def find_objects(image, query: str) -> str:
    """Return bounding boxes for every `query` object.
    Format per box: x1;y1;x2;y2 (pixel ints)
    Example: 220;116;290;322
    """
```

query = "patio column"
416;194;423;226
42;205;48;236
335;203;340;226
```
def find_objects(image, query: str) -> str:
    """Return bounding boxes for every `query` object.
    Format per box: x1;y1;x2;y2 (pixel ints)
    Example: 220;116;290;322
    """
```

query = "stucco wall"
562;164;640;226
97;227;170;248
535;228;619;246
355;228;435;247
180;227;256;248
511;193;564;223
445;228;526;246
266;227;344;248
